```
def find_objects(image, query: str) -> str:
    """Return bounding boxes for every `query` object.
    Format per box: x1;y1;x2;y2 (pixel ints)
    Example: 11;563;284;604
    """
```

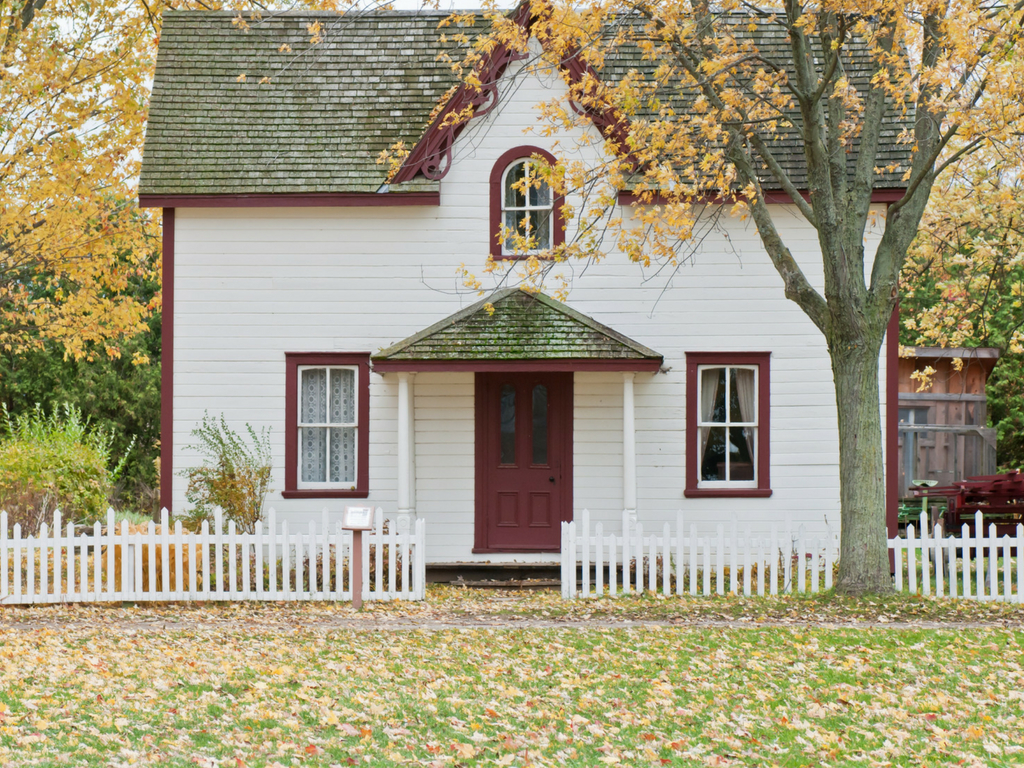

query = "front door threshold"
426;562;562;584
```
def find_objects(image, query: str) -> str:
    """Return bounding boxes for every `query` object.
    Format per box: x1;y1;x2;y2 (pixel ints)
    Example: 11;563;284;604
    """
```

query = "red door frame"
474;372;574;553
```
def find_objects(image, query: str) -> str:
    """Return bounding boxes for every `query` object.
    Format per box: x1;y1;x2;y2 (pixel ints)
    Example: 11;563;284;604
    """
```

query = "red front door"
474;372;573;552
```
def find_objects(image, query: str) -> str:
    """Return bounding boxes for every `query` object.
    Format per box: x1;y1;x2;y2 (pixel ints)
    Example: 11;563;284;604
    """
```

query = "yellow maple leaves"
1;1;356;362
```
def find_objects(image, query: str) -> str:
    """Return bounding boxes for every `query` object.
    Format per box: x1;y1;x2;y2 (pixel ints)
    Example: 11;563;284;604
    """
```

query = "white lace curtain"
300;368;356;483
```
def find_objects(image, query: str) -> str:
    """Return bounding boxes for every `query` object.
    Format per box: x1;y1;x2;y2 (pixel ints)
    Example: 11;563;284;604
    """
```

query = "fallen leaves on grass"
0;607;1022;766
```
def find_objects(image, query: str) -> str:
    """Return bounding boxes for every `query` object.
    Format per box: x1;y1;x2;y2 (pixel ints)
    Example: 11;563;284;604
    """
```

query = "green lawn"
1;592;1023;766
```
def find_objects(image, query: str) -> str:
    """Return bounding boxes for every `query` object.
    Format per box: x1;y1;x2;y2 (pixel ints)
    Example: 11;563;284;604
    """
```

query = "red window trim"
283;352;371;499
684;352;771;498
139;192;439;209
489;146;565;259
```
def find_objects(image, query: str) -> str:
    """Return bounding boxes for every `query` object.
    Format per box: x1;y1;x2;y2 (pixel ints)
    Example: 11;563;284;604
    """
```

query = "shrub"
180;413;272;534
0;404;127;533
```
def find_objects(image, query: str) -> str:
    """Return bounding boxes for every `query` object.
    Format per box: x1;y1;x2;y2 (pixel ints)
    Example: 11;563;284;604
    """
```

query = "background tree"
902;144;1024;471
444;0;1024;593
1;0;350;509
0;0;162;358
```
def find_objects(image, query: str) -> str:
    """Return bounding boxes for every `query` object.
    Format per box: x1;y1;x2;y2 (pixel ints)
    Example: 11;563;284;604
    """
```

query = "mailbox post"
343;506;374;609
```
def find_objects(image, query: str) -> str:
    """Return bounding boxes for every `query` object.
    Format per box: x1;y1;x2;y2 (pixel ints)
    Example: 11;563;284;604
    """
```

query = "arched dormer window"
489;146;564;259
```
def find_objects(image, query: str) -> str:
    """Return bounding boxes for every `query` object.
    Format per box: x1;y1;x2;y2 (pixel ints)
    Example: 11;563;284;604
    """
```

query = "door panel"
475;372;573;551
529;492;551;528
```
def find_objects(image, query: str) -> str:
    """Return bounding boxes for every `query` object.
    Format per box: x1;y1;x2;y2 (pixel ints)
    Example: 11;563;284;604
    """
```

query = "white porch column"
622;372;637;531
397;372;415;529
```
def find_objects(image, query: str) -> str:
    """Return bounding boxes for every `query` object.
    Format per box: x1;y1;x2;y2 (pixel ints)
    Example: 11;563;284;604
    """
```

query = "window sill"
281;489;370;499
684;488;773;498
494;253;552;261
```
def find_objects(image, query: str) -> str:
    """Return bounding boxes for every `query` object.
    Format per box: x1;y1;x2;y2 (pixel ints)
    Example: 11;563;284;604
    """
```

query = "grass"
1;589;1023;766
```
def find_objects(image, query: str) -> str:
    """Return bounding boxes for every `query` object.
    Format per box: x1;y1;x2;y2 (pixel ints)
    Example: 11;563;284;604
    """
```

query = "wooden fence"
561;509;1023;602
1;508;426;605
894;510;1024;602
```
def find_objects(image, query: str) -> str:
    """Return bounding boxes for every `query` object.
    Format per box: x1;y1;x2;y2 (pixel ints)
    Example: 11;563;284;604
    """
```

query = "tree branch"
746;133;817;226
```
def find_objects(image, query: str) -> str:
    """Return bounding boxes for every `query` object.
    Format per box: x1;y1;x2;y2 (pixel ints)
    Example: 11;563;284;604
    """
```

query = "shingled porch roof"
371;288;663;372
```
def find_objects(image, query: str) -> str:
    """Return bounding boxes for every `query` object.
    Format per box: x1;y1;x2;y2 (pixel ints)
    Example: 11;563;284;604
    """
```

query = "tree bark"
828;327;894;595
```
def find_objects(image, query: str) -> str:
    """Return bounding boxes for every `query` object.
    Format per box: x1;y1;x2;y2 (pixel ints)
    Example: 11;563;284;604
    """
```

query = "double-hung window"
685;352;771;497
284;353;370;498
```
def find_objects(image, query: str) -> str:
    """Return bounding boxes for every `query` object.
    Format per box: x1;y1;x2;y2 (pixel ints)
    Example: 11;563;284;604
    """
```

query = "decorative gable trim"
391;4;629;185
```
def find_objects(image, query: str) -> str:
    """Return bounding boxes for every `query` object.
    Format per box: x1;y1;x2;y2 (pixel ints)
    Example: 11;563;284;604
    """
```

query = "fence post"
907;524;917;595
1002;534;1010;602
920;510;930;597
560;522;569;599
961;522;971;599
67;521;76;601
988;522;998;601
53;509;62;602
105;509;116;600
214;509;225;597
202;519;212;600
40;521;48;603
675;510;685;596
160;509;170;600
974;511;984;600
92;521;101;602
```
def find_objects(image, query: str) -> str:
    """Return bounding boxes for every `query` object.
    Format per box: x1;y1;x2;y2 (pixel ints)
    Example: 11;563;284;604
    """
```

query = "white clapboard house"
139;9;905;565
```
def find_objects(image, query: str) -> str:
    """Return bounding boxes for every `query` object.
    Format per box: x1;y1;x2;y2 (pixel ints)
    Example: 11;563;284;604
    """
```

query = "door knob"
549;476;556;483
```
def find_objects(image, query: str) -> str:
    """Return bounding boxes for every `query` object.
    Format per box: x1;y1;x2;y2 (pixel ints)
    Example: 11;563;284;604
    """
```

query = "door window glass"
532;384;548;464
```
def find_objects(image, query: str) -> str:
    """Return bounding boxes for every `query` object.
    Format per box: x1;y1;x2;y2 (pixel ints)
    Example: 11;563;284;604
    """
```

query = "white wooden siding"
170;49;887;562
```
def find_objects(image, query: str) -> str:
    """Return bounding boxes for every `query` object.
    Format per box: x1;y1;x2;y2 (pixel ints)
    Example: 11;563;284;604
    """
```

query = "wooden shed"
897;347;999;499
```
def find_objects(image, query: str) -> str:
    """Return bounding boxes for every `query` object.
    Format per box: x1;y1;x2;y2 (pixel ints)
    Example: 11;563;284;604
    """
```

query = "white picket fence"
894;510;1024;602
0;508;426;605
561;509;838;599
561;509;1023;601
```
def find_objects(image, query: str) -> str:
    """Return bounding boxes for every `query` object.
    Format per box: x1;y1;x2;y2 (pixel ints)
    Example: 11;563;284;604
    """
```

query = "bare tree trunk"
829;331;894;595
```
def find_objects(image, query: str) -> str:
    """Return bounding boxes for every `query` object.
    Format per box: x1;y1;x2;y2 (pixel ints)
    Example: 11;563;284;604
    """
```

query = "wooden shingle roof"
141;11;460;196
140;9;911;198
372;288;663;369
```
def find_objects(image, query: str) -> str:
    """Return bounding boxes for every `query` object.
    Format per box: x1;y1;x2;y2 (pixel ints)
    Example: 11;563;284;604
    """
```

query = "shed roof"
371;288;663;370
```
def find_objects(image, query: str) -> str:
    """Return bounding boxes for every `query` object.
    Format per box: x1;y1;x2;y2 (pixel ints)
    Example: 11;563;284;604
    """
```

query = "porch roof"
371;288;663;372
